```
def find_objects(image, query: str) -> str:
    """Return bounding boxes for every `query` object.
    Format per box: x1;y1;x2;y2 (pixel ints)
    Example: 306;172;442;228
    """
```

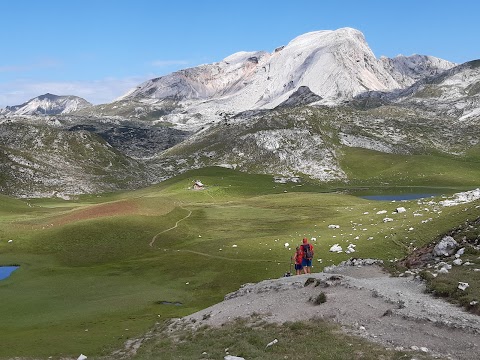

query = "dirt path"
148;204;290;264
149;205;192;247
173;263;480;360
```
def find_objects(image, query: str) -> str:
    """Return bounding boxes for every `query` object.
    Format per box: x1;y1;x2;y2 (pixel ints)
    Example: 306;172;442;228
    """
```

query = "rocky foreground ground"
163;260;480;360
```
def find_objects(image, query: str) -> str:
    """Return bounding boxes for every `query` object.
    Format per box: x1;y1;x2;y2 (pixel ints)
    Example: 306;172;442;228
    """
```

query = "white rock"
453;259;463;266
8;239;13;243
456;247;465;256
232;244;238;248
383;218;393;222
458;282;469;291
284;242;290;248
328;224;340;229
329;244;343;253
439;188;480;207
77;355;87;360
433;236;458;257
225;356;245;360
376;210;387;214
266;338;278;348
395;207;406;213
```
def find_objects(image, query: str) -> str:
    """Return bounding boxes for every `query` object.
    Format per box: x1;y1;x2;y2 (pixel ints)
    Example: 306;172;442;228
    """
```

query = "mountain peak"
286;27;367;48
115;28;457;130
37;93;60;101
2;94;92;116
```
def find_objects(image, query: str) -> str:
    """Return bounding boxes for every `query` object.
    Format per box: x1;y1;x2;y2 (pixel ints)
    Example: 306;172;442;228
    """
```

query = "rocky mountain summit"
108;27;455;130
0;93;92;116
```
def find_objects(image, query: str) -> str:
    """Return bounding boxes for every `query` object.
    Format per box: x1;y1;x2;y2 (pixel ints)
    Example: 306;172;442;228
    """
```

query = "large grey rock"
433;236;458;257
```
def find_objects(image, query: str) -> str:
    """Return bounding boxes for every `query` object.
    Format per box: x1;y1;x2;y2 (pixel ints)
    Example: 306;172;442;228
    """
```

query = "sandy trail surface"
171;264;480;360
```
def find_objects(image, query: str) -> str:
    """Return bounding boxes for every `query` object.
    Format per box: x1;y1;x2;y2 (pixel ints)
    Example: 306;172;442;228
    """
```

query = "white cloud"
0;76;151;108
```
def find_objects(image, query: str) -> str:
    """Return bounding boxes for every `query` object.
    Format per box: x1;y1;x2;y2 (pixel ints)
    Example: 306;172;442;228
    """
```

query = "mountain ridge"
0;28;478;198
101;27;456;130
1;93;92;116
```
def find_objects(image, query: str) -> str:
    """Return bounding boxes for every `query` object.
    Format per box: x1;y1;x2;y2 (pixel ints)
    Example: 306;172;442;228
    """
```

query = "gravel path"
171;263;480;360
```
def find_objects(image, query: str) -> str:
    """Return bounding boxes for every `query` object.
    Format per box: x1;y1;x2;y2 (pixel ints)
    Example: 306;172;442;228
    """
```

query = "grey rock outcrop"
433;236;458;257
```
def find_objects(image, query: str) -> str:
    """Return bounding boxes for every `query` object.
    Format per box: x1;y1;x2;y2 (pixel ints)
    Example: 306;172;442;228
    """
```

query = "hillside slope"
0;119;151;197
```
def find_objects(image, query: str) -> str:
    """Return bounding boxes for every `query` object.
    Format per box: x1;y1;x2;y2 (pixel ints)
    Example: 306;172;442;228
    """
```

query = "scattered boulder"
458;282;470;291
265;338;278;348
433;236;458;257
329;244;343;253
395;207;406;213
345;244;356;254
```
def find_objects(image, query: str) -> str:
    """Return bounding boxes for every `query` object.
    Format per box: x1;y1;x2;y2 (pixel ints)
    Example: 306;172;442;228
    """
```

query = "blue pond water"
361;193;437;201
0;266;19;281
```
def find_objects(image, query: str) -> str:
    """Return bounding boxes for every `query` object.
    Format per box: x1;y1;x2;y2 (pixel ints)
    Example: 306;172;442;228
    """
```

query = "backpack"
302;243;313;259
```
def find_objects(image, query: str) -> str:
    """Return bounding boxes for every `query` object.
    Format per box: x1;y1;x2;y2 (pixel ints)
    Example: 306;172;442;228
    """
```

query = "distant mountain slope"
0;119;151;197
105;28;455;130
146;103;480;182
1;28;477;198
380;54;455;87
277;86;322;107
1;93;92;116
354;60;480;121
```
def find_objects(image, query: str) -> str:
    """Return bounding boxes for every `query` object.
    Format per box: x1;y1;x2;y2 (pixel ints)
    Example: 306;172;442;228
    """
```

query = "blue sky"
1;0;478;108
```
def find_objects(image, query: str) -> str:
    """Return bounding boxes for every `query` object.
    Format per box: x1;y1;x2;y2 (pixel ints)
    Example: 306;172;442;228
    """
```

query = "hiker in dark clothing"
301;237;314;274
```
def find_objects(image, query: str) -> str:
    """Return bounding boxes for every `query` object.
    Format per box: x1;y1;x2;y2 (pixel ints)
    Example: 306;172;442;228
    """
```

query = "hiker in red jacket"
292;246;304;275
301;237;314;274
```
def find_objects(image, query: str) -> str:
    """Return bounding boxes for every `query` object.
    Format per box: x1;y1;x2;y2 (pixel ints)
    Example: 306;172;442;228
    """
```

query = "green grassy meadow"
0;165;479;359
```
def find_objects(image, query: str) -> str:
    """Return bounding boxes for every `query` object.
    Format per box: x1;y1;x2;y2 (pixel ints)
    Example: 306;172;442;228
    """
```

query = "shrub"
309;292;327;305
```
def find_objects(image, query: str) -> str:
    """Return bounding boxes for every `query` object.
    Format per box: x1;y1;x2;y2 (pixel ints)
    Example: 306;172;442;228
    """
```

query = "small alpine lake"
0;266;19;281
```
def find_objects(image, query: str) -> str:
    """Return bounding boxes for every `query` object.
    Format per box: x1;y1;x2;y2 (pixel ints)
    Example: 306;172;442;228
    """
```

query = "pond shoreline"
0;266;19;281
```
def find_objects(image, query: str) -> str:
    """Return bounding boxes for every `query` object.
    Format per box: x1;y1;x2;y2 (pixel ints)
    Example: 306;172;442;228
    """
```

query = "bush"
310;292;327;305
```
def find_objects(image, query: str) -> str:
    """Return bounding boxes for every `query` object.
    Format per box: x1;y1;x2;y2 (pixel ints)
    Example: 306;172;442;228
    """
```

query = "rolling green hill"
1;167;479;358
